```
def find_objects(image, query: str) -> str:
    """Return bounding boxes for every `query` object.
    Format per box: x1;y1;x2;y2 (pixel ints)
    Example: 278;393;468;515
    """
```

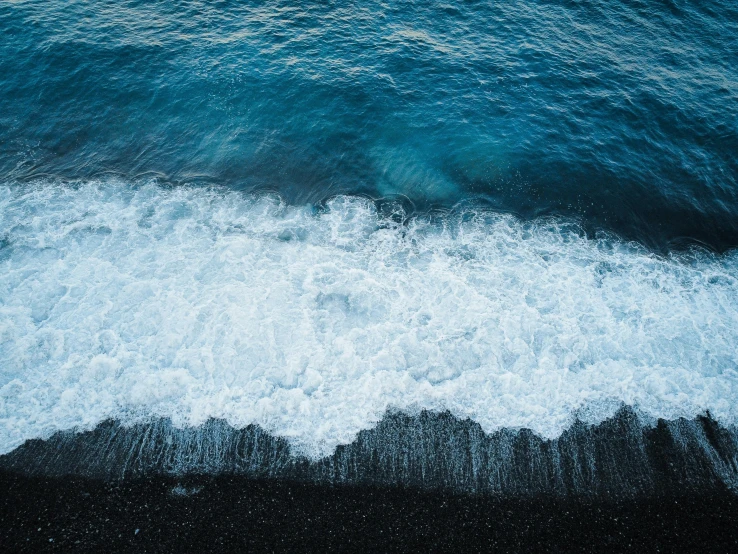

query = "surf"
1;179;737;458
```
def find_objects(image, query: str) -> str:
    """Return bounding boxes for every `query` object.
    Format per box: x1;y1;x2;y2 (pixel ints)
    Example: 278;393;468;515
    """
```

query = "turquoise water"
1;0;736;249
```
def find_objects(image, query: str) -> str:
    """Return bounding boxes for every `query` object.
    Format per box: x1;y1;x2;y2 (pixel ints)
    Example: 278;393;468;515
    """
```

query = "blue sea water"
1;0;736;249
0;1;737;456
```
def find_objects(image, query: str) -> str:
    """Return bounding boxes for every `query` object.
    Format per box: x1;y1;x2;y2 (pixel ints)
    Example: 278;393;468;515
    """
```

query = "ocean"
1;0;738;549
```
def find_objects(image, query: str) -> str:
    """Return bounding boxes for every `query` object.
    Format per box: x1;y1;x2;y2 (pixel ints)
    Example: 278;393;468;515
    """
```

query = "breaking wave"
1;180;737;457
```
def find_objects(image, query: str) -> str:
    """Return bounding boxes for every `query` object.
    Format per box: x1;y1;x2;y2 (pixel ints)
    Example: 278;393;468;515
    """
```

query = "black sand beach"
2;471;738;553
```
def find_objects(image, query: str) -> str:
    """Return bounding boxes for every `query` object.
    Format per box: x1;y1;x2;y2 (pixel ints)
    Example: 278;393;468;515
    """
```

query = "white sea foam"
1;180;737;457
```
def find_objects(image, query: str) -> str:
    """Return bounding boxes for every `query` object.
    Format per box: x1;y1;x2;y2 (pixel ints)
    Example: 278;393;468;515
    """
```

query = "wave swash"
2;180;737;459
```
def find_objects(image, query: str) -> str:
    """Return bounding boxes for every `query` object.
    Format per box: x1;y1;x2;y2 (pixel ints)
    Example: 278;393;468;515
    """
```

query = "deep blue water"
1;0;736;250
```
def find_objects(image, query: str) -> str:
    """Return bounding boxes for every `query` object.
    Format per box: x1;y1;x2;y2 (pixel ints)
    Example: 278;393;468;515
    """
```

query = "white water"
1;180;737;457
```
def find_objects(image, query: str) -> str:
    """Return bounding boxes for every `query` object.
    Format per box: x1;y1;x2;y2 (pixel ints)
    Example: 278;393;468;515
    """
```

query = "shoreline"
3;407;737;497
